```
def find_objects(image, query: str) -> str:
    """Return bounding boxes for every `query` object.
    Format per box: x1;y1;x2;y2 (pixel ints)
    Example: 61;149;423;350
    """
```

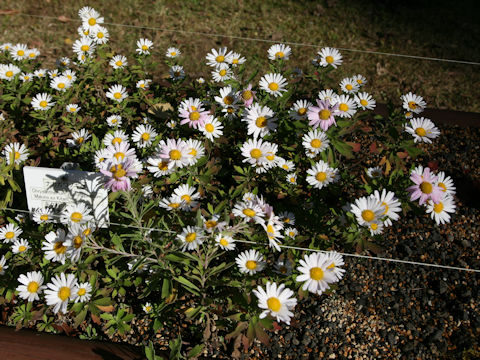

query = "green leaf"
175;276;200;294
187;344;204;358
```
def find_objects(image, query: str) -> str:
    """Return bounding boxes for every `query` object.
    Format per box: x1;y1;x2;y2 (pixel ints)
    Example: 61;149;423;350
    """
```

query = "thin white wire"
2;206;479;273
12;12;480;66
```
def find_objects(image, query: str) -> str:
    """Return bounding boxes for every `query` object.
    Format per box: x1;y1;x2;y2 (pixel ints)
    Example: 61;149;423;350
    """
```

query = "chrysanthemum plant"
0;6;455;357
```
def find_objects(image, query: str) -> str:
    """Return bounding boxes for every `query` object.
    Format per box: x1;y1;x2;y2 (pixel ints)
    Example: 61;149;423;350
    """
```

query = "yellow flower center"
339;103;349;112
232;59;239;64
185;232;197;243
215;55;225;63
14;151;21;160
73;236;83;249
267;224;275;234
113;92;122;99
5;231;15;239
420;181;433;194
97;32;104;39
18;245;27;252
256;116;267;128
267;297;281;312
266;154;275;161
408;101;417;110
58;83;65;89
371;223;378;230
189;111;200;121
219;69;227;77
112;137;122;145
438;182;447;192
78;288;86;296
310;267;324;280
433;202;444;213
170;52;176;56
382;201;389;215
114;151;125;160
27;281;39;293
54;241;67;254
70;212;83;223
142;45;148;50
115;61;123;66
39;100;48;108
242;90;253;100
245;260;257;270
141;132;150;141
158;161;169;170
250;149;262;159
268;82;279;91
181;194;191;203
168;202;180;209
242;208;256;217
205;123;214;133
346;84;353;91
220;238;229;246
319;109;331;120
275;51;284;58
360;99;368;106
58;286;70;301
223;95;234;105
169;149;182;160
310;139;322;148
18;50;25;56
40;214;49;221
315;172;327;182
81;45;90;52
83;228;91;236
88;18;96;26
325;56;334;64
361;210;375;222
5;70;13;77
110;164;126;179
297;107;307;116
415;127;427;137
327;263;335;269
205;220;217;229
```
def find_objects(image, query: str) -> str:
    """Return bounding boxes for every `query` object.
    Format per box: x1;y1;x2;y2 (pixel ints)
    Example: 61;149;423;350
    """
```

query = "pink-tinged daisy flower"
157;138;192;169
178;98;210;129
307;99;340;131
239;84;256;107
100;157;141;192
406;167;443;205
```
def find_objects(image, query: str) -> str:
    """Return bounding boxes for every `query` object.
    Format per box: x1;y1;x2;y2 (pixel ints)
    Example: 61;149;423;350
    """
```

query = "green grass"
1;0;479;111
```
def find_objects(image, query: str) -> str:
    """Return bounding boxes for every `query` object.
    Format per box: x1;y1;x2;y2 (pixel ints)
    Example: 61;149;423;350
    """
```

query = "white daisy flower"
147;156;173;177
72;36;96;55
302;129;329;158
203;214;227;233
42;229;69;264
371;189;402;226
226;52;246;66
132;124;157;148
106;115;123;127
215;234;236;250
368;221;384;235
73;282;92;303
142;185;154;198
136;79;152;90
94;149;109;169
211;63;233;82
201;116;224;141
259;73;288;97
170;65;185;80
19;72;33;82
277;159;296;172
0;255;7;275
26;48;39;60
2;142;29;165
350;196;384;227
240;138;272;167
274;259;293;276
401;92;426;114
12;238;30;254
426;194;456;225
306;160;338;189
339;77;360;94
66;223;87;263
404;117;440;144
10;43;28;60
290;100;313;120
136;38;153;55
268;44;292;61
158;138;192;169
177;226;205;251
325;252;346;281
232;201;265;224
109;55;128;69
173;184;201;211
253;282;297;324
143;302;153;313
67;129;90;147
103;129;128;146
62;69;77;82
91;26;109;44
236;249;265;275
278;211;295;226
264;216;285;251
318;89;339;104
31;93;55;111
16;271;46;302
159;194;183;211
354;92;376;110
34;69;47;78
48;69;60;79
205;47;232;67
366;166;383;179
44;273;78;314
296;252;337;295
60;203;93;225
66;104;80;113
57;57;70;67
242;103;277;139
286;173;297;185
80;7;104;29
285;227;298;238
0;43;12;51
0;223;23;243
185;139;205;165
435;171;456;196
214;86;238;108
166;47;181;58
32;207;54;224
352;74;367;86
336;94;357;118
317;47;343;68
106;84;128;102
196;77;205;84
